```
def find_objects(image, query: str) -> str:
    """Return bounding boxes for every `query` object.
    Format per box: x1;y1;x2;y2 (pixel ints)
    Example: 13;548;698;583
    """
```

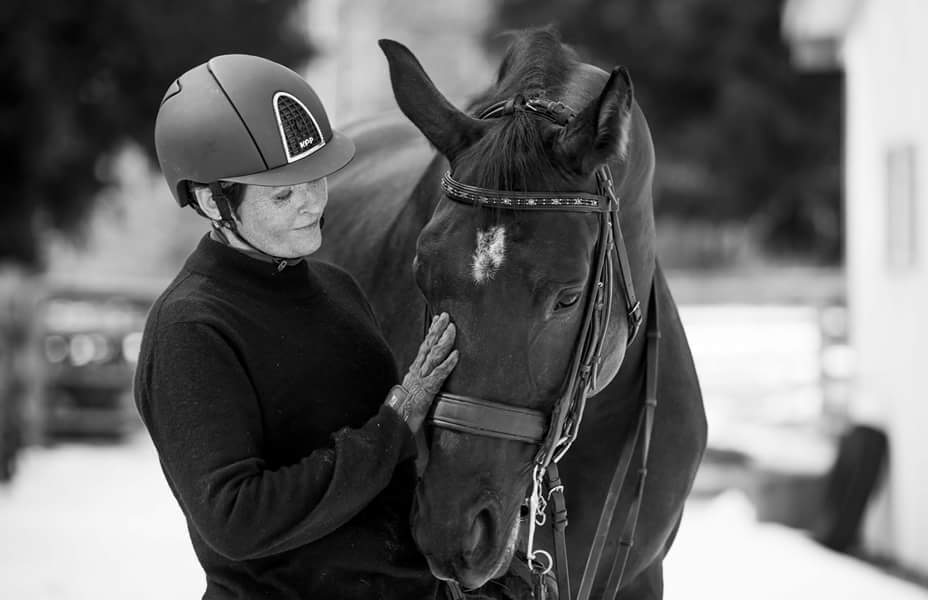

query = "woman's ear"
192;185;222;221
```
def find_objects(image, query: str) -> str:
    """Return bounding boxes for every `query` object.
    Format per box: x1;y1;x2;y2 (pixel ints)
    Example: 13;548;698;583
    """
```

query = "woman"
136;54;457;599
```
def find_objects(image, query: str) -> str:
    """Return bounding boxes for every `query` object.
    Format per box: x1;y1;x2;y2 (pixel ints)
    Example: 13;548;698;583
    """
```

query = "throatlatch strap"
599;166;642;345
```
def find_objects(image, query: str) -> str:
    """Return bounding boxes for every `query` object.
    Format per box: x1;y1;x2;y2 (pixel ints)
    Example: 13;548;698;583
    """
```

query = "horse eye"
555;292;582;311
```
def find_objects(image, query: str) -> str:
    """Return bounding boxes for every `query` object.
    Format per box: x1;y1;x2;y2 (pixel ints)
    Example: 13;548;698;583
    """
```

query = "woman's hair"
186;180;246;219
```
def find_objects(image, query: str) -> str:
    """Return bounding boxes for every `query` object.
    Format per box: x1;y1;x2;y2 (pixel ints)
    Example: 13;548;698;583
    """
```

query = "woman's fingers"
421;322;456;375
413;313;446;370
405;312;456;395
435;349;459;377
423;350;459;393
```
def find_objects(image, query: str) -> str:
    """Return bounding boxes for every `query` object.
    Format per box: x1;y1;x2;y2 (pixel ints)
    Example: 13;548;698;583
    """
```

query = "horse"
317;28;707;599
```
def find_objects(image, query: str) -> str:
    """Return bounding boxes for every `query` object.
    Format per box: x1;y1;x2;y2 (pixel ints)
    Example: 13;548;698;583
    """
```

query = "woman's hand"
386;312;458;434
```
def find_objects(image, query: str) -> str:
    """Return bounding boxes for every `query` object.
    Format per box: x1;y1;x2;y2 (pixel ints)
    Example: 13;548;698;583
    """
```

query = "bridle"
423;95;662;600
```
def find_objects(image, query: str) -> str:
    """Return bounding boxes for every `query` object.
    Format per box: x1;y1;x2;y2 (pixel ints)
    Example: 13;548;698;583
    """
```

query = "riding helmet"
154;54;355;207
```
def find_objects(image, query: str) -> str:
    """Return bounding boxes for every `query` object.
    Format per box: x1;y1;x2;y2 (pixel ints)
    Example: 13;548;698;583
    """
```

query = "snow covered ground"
1;434;926;600
665;490;928;600
0;437;202;599
3;303;923;599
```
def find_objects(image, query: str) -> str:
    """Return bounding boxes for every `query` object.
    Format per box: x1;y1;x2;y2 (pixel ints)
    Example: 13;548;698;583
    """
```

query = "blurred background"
0;0;925;598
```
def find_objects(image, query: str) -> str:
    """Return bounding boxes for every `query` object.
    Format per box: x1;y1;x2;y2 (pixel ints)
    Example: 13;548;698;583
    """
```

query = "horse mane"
461;27;581;191
485;26;578;102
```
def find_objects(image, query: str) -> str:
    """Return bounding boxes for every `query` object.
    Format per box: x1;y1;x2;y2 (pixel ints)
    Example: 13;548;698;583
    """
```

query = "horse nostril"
464;508;493;558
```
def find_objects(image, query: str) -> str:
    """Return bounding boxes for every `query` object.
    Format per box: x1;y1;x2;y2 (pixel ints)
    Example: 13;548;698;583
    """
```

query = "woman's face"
235;178;328;258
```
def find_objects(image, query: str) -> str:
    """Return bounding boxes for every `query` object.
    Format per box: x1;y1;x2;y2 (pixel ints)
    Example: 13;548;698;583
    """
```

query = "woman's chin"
290;227;322;256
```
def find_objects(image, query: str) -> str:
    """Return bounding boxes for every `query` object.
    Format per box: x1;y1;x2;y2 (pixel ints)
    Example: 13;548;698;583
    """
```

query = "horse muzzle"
412;487;520;590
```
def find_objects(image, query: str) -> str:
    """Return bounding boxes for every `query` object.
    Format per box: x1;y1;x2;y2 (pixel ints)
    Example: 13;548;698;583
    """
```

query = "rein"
426;95;659;600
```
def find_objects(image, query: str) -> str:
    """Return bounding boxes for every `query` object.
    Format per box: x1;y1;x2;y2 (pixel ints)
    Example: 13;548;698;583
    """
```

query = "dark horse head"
380;29;655;590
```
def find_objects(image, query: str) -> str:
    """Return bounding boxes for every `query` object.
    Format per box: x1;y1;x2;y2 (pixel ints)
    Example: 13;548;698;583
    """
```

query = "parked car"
37;284;154;440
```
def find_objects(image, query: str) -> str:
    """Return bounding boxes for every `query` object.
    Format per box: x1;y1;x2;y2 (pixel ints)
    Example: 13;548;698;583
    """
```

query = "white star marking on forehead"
472;226;507;284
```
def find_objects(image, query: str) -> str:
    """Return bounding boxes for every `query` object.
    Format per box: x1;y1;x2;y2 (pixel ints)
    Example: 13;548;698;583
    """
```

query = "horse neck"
615;100;657;285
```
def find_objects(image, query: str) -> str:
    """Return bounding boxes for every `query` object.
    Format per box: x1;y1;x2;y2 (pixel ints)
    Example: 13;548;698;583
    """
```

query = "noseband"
425;96;660;600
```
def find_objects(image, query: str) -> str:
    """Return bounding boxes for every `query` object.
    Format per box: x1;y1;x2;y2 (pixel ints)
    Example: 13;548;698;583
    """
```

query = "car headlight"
122;332;143;364
69;334;96;367
44;335;69;363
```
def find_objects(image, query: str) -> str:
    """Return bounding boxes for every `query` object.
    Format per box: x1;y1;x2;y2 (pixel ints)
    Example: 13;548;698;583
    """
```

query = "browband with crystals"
440;172;614;213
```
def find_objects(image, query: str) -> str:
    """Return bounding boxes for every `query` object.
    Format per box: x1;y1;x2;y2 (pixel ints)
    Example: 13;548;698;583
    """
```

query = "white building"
784;0;928;576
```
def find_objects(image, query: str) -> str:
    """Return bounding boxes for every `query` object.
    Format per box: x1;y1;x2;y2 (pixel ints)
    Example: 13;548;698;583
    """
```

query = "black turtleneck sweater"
134;234;437;599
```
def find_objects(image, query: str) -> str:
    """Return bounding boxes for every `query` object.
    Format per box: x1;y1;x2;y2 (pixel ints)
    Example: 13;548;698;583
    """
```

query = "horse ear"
379;39;486;160
557;66;634;174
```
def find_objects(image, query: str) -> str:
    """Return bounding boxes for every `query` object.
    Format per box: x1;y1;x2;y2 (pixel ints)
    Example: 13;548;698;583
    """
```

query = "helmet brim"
222;131;355;187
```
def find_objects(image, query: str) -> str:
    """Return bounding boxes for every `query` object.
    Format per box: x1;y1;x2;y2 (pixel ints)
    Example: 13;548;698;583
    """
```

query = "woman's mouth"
295;219;319;231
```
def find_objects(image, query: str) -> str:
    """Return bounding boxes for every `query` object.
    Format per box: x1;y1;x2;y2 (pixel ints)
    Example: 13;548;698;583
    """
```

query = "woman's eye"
555;292;582;311
273;189;292;202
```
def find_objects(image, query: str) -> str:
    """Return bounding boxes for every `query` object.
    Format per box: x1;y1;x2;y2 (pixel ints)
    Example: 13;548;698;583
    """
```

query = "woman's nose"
296;183;328;213
298;179;327;213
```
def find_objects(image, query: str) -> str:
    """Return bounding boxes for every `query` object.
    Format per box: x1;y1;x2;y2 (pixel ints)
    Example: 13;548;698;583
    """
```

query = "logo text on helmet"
273;92;325;163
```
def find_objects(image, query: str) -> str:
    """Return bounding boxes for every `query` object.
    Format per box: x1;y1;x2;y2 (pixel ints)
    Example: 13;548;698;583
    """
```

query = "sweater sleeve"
139;320;416;562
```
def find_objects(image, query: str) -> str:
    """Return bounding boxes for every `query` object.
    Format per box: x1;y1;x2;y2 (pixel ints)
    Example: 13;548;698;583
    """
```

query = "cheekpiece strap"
441;172;612;213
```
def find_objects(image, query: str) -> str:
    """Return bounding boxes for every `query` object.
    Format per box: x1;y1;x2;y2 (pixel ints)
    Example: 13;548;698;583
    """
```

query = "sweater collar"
209;227;305;267
185;233;319;294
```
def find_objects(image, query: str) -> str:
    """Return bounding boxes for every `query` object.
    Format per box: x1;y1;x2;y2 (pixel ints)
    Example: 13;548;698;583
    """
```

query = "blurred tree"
491;0;843;263
0;0;312;266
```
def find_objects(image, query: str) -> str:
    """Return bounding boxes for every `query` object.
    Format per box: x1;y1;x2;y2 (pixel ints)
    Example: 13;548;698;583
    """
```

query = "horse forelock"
455;113;563;191
458;28;599;192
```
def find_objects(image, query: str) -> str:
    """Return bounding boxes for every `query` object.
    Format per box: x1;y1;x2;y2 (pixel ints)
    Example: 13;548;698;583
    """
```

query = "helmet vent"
273;92;325;163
